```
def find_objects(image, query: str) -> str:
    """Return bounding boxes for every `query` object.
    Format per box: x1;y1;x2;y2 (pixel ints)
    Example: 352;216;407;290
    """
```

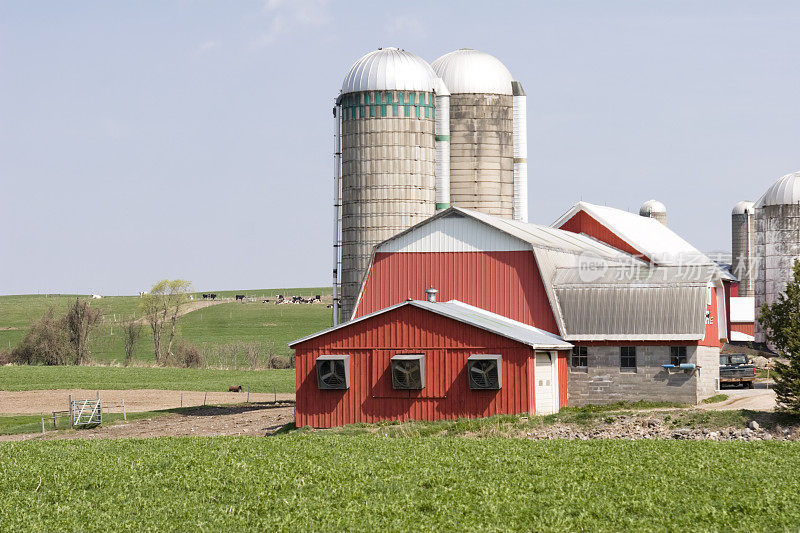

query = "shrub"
10;308;74;365
175;340;203;368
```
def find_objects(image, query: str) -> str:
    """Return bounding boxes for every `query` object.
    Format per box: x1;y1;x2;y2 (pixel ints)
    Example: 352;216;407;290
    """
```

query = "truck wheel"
747;381;755;389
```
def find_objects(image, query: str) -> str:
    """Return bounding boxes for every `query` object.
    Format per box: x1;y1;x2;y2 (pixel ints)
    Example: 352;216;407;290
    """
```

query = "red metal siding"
723;280;732;341
353;251;559;334
730;282;739;297
558;351;568;408
558;210;650;262
700;286;721;348
294;305;556;428
731;322;755;336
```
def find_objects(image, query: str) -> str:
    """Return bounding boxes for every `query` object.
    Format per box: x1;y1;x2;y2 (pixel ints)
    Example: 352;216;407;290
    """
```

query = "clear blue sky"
1;0;798;295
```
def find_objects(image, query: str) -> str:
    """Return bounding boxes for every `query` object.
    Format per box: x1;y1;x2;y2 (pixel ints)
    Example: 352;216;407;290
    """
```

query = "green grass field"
0;436;798;531
0;288;332;364
0;366;295;394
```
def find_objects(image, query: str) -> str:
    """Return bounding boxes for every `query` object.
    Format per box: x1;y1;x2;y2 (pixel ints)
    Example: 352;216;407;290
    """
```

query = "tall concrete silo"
731;201;755;297
431;49;527;221
754;171;800;343
639;199;667;225
333;48;439;322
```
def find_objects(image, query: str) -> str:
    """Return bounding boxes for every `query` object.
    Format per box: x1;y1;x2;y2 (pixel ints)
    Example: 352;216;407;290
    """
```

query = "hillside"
0;288;332;365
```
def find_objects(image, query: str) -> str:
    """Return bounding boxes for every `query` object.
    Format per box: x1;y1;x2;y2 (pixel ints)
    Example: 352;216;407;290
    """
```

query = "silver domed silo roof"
755;171;800;207
639;199;667;216
431;48;514;95
732;200;755;215
341;47;438;94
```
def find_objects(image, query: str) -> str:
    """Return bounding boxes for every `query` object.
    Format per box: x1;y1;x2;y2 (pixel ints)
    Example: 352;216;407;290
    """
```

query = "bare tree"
122;318;142;366
64;298;101;364
140;279;193;363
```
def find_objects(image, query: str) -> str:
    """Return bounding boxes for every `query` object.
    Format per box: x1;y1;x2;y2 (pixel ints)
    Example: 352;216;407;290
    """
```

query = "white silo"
731;201;755;297
431;49;528;221
754;171;800;343
639;199;667;225
333;48;442;322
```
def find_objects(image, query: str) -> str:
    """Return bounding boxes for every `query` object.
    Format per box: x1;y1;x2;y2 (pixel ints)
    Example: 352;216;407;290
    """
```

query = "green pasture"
0;436;798;531
0;288;332;364
0;366;295;394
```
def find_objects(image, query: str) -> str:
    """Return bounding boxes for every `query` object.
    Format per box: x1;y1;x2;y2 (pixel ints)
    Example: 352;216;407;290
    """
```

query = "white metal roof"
341;47;437;94
431;48;513;95
755;171;800;207
289;299;572;350
732;200;755;215
731;331;755;342
377;207;645;264
552;201;711;266
730;296;755;323
639;199;666;216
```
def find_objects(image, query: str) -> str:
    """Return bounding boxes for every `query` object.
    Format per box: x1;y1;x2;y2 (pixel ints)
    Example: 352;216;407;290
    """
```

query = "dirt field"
0;403;295;441
0;389;295;415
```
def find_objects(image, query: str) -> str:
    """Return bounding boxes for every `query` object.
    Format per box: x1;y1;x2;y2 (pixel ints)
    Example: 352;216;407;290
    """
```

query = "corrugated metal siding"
731;322;755;335
353;251;560;334
554;285;707;340
295;305;541;428
558;210;649;261
377;213;528;252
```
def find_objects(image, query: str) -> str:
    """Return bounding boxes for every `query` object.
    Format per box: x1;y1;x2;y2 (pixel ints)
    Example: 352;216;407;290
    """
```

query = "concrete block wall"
567;345;720;406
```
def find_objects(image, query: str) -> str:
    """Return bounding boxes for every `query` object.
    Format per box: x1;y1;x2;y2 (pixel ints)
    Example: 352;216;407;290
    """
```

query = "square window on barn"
671;346;687;366
391;354;425;390
315;354;350;390
467;354;502;390
571;346;587;370
620;346;637;371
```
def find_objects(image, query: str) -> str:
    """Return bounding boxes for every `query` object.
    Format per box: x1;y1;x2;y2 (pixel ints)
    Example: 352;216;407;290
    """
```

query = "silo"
754;171;800;343
431;49;527;221
731;201;755;297
333;48;438;322
639;199;667;225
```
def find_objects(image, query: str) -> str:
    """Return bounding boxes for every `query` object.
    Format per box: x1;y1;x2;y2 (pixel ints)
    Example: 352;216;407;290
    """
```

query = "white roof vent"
425;287;439;303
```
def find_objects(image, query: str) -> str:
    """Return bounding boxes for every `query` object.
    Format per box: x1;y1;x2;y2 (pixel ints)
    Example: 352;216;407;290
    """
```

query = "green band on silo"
436;203;451;210
435;135;450;141
513;158;527;163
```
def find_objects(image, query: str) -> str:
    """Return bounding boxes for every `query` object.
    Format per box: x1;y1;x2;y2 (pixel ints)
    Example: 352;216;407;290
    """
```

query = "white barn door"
535;351;557;415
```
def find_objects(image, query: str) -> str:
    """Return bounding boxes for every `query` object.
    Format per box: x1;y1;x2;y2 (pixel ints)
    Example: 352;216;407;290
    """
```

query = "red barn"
290;299;571;428
293;205;728;427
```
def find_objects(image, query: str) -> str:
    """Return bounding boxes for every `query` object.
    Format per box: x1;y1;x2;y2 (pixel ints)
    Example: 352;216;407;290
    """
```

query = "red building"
293;204;727;427
290;299;571;428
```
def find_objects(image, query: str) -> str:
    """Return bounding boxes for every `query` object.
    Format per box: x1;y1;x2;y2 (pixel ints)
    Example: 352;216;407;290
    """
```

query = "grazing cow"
229;385;243;393
209;293;217;300
235;294;245;301
202;294;209;299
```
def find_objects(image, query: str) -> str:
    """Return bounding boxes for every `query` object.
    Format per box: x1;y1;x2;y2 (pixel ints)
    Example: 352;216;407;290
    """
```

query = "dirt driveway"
700;382;777;411
0;389;295;415
0;403;295;441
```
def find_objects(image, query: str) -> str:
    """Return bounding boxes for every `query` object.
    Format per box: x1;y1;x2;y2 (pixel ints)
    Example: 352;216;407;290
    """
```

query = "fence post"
41;417;46;434
68;394;73;427
181;393;183;408
122;399;126;421
274;386;277;403
247;387;250;403
52;412;56;428
203;392;207;406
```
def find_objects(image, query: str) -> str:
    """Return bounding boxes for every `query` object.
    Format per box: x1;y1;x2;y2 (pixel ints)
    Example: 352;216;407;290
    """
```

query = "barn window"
315;355;350;390
467;354;502;390
571;346;588;370
670;346;687;366
620;346;637;371
391;354;425;389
